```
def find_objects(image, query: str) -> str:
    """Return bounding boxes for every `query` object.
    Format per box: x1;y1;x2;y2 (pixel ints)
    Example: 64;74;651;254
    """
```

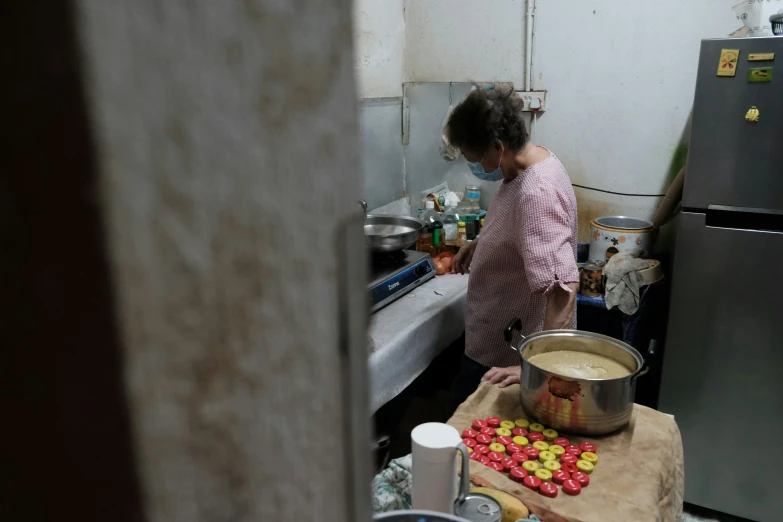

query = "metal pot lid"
583;260;605;271
593;215;653;230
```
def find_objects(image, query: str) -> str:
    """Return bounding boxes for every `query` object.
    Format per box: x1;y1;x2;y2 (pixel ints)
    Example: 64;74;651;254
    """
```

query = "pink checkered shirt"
465;152;578;368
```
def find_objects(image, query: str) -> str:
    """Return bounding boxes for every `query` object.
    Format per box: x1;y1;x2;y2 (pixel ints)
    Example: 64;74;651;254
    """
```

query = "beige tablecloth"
448;383;684;522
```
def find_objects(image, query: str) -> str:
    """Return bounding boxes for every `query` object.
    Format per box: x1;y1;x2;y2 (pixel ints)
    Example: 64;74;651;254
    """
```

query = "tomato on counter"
512;427;529;437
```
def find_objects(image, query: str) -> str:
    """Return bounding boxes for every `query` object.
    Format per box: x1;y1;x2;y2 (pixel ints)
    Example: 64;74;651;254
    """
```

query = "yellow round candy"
581;451;598;464
495;428;512;437
543;460;561;472
549;445;565;456
467;447;474;453
499;420;515;430
535;469;553;482
512;436;529;446
514;419;530;429
529;423;545;433
576;460;594;474
532;441;549;452
542;429;558;440
522;460;540;472
489;443;506;454
538;450;556;462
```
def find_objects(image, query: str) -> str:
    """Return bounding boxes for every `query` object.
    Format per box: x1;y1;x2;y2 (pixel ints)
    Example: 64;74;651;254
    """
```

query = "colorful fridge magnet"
748;53;775;61
748;67;773;83
745;106;760;122
717;49;740;76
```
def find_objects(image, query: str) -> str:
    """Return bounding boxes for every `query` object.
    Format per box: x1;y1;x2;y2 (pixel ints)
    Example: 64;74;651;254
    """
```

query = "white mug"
411;422;470;514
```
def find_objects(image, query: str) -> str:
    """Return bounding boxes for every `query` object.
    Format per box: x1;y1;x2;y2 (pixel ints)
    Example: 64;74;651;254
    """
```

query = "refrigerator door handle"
704;205;783;234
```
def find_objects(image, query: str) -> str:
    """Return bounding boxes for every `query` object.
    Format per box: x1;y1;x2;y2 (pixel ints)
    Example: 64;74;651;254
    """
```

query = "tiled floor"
682;503;754;522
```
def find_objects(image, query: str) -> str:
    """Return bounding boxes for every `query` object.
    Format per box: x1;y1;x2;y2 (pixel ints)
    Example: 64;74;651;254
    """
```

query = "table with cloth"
448;383;684;522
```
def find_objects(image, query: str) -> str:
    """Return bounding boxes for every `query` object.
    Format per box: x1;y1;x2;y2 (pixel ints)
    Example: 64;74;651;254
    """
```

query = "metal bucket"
504;321;655;435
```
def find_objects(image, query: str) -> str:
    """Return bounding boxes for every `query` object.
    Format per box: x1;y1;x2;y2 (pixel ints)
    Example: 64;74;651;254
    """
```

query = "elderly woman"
447;86;579;409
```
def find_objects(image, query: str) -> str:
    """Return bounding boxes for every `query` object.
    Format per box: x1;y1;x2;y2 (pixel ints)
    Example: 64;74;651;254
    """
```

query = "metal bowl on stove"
365;214;424;252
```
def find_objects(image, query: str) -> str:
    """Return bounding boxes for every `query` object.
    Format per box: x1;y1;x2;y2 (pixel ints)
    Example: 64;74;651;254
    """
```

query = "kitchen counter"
368;273;469;414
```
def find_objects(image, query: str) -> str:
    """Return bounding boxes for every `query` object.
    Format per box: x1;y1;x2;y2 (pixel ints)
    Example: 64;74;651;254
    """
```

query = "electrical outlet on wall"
516;91;547;112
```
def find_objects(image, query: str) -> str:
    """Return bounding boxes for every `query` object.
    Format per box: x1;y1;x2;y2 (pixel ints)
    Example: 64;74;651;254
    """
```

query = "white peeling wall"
404;0;525;86
353;0;405;98
533;0;738;239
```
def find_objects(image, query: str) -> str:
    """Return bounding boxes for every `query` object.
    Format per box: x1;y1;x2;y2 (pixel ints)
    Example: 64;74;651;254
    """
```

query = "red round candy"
462;429;478;439
476;434;493;445
511;452;529;465
561;462;579;474
522;447;539;460
472;419;487;431
566;445;582;456
539;481;559;498
462;438;477;448
488;461;504;472
528;432;545;442
469;451;482;461
512;427;529;437
554;437;570;448
501;458;517;471
479;455;491;465
480;427;496;436
509;467;528;483
571;471;590;488
562;479;582;496
488;451;503;463
523;475;542;491
496;436;513;446
560;453;578;465
579;442;597;453
486;416;501;428
506;443;523;454
552;469;570;485
475;444;490;455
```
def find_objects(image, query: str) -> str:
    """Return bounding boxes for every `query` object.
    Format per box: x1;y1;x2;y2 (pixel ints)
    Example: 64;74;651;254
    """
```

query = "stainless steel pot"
504;320;655;435
364;214;425;252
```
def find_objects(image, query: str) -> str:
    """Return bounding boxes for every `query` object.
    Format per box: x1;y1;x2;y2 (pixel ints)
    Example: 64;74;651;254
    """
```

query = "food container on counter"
588;216;654;262
579;260;605;297
503;323;656;435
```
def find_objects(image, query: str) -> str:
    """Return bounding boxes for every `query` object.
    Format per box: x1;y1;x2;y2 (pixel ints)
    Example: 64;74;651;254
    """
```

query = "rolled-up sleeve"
517;183;579;295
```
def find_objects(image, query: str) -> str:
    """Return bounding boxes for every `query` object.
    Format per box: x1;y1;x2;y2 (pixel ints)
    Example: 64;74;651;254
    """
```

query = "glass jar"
580;260;605;297
465;185;481;206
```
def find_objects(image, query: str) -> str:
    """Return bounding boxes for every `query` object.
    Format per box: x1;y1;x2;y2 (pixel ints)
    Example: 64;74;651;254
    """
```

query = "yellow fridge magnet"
745;106;760;122
717;49;740;76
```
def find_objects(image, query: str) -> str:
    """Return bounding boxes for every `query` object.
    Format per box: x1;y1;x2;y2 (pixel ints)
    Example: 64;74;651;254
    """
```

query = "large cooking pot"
504;320;655;435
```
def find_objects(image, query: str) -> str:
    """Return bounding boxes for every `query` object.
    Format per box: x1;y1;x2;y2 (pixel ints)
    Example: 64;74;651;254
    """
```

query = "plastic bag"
439;104;460;161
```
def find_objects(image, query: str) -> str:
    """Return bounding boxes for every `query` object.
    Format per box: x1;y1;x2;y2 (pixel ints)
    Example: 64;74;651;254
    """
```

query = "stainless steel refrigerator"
659;37;783;522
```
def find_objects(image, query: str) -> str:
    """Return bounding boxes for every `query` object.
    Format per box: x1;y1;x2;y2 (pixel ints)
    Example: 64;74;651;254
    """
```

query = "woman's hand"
452;240;478;275
481;366;521;388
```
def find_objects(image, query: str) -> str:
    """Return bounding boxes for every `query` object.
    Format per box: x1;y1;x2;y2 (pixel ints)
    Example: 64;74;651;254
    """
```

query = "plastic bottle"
430;221;443;257
421;200;441;226
442;207;460;244
457;221;467;247
417;225;433;253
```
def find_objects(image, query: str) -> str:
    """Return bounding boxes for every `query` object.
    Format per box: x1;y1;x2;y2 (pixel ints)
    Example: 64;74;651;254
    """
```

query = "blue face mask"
467;156;503;182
